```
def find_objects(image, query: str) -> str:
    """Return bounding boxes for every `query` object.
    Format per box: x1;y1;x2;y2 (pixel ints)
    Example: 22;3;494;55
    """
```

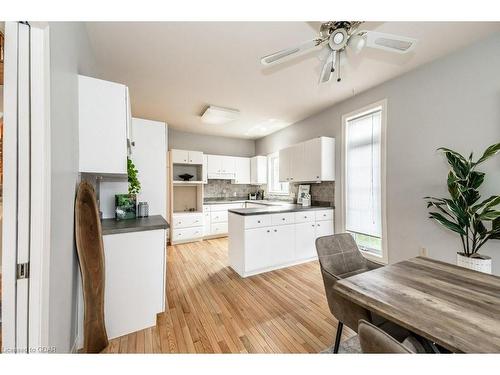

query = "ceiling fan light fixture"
348;34;366;54
201;106;240;125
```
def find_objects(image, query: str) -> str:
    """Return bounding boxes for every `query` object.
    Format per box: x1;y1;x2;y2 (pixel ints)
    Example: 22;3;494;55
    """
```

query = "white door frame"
1;21;51;353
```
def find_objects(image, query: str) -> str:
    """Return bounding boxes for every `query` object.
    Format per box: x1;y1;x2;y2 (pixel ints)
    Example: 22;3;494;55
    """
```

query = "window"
342;101;387;261
267;152;289;195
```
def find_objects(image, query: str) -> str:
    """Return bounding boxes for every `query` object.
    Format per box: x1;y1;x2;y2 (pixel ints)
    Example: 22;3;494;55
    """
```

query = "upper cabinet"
78;75;129;175
233;157;251;184
171;149;203;165
202;154;208;184
250;156;267;185
207;154;236;179
279;137;335;183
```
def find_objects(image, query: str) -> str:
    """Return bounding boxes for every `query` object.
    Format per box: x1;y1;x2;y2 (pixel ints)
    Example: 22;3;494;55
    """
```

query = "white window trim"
341;99;388;264
267;152;289;195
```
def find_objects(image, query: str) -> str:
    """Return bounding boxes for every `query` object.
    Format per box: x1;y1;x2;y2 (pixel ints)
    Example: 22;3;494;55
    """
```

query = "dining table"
333;256;500;353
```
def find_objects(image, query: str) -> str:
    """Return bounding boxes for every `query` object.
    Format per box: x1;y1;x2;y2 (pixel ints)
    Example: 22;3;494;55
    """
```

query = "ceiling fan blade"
261;38;325;65
360;30;417;54
319;51;336;84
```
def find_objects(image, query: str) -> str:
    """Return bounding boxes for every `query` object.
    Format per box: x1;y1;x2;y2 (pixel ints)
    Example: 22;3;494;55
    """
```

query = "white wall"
256;33;500;274
48;22;101;353
169;128;255;157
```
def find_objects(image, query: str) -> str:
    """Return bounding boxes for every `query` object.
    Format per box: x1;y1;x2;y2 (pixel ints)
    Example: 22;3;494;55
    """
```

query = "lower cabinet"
171;212;203;243
102;229;166;339
229;209;334;277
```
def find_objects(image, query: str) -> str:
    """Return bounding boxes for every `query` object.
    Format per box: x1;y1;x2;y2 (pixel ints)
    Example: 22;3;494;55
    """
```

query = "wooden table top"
333;256;500;353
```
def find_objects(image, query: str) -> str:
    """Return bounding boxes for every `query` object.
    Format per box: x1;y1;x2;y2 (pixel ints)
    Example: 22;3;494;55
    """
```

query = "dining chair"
358;320;426;354
315;233;408;353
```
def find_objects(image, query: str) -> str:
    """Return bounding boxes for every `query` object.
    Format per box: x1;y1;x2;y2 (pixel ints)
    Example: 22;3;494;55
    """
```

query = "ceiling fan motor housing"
328;28;348;51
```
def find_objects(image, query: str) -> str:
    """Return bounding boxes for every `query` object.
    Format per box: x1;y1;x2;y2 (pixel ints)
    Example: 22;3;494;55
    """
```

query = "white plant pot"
456;253;492;274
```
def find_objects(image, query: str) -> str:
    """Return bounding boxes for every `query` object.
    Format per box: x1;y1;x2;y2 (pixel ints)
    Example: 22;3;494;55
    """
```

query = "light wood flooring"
102;237;353;353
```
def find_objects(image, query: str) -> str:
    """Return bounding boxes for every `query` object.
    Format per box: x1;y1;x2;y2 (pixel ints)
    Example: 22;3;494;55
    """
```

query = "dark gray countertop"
101;215;169;235
228;204;333;216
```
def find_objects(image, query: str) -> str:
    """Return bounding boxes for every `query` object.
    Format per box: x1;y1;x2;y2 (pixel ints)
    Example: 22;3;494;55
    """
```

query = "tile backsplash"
205;179;335;207
204;179;259;199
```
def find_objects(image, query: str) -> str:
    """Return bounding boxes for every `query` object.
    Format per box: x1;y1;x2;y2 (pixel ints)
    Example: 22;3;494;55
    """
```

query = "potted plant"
115;157;141;220
425;143;500;274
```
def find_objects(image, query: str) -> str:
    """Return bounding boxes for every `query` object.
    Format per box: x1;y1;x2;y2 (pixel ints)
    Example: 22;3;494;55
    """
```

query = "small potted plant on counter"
425;143;500;274
115;157;141;220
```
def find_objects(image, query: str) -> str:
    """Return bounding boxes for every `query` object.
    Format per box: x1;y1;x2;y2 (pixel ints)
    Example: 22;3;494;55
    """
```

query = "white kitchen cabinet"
250;156;267;184
172;212;203;243
295;222;317;260
202;155;208;184
171;149;203;165
228;208;334;277
233;157;251;184
103;229;166;339
78;75;128;175
207;154;236;179
315;219;334;239
203;202;244;237
279;137;335;183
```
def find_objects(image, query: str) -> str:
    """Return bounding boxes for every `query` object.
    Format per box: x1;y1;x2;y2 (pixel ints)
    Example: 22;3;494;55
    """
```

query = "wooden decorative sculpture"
75;180;109;353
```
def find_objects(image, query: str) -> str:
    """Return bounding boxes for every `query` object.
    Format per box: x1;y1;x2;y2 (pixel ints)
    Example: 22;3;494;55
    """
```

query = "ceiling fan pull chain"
331;51;336;73
337;52;342;82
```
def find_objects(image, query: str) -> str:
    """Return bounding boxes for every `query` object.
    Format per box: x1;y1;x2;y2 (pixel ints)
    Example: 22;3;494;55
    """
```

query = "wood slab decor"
334;256;500;353
75;180;109;353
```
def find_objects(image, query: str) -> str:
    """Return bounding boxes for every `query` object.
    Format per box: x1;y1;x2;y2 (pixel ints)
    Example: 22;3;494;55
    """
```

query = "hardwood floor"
102;237;353;353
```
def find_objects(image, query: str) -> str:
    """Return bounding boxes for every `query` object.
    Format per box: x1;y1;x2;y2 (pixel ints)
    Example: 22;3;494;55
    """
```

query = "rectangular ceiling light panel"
201;106;240;125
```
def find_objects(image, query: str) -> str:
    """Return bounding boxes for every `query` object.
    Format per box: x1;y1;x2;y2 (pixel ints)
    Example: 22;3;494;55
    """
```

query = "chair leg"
333;322;343;353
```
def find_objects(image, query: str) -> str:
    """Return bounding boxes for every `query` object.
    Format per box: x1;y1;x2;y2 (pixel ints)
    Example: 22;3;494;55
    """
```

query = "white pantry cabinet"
250;156;267;184
279;137;335;183
171;149;203;165
78;75;129;175
233;157;251;184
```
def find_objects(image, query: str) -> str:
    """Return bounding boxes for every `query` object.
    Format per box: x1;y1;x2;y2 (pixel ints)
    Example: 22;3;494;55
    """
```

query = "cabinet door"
78;75;127;174
289;143;304;182
245;227;272;272
221;156;235;174
207;155;222;175
269;224;295;265
303;138;322;182
171;149;189;164
251;156;267;184
315;220;334;239
188;151;203;165
234;157;251;184
203;212;211;235
202;155;208;183
279;147;291;182
295;222;317;260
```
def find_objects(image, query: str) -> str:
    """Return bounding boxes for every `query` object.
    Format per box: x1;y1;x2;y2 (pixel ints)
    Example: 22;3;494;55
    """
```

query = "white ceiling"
85;22;500;139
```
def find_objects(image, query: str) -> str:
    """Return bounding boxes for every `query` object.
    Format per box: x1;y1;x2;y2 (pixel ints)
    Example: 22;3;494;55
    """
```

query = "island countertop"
228;204;333;216
101;215;169;235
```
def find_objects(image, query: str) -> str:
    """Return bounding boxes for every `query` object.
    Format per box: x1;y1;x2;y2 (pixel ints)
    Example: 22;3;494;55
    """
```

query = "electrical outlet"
419;247;428;257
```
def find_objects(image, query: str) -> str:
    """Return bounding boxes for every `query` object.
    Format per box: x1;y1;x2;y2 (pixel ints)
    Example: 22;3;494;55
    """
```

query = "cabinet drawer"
315;209;333;221
244;214;272;229
172;213;203;228
172;227;203;241
271;212;295;226
211;222;228;235
295;211;315;223
211;211;228;223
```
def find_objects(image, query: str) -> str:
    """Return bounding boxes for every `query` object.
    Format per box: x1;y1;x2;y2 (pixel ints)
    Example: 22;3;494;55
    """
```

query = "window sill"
360;249;387;265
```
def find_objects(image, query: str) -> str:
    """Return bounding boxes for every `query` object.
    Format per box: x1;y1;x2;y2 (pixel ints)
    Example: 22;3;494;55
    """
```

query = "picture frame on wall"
297;184;310;204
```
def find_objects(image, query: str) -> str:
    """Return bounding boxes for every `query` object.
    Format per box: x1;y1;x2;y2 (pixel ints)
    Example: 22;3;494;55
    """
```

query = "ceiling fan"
261;21;417;84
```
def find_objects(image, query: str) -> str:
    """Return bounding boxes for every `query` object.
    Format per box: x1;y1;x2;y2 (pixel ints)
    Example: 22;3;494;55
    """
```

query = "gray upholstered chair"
358;320;425;353
315;233;408;353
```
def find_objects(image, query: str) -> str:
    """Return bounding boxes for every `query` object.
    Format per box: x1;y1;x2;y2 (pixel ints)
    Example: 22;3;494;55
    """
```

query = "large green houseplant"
425;143;500;272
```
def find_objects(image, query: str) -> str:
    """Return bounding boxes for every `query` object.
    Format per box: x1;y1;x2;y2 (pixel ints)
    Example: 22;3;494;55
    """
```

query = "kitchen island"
228;205;334;277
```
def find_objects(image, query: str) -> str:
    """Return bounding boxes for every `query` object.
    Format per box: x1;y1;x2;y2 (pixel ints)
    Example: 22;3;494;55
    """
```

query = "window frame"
267;152;289;195
341;99;388;264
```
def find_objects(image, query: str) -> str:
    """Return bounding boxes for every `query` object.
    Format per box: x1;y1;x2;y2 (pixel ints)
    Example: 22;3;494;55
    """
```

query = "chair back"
358;320;413;354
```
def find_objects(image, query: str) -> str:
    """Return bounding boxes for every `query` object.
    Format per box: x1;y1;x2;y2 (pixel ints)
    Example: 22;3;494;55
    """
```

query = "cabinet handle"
316;176;320;179
274;229;277;232
282;218;285;221
267;230;270;233
312;224;315;227
317;224;321;227
257;220;261;223
304;216;307;218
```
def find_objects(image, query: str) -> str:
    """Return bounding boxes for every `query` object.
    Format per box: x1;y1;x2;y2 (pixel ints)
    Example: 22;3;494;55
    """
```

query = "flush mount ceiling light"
201;105;240;125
